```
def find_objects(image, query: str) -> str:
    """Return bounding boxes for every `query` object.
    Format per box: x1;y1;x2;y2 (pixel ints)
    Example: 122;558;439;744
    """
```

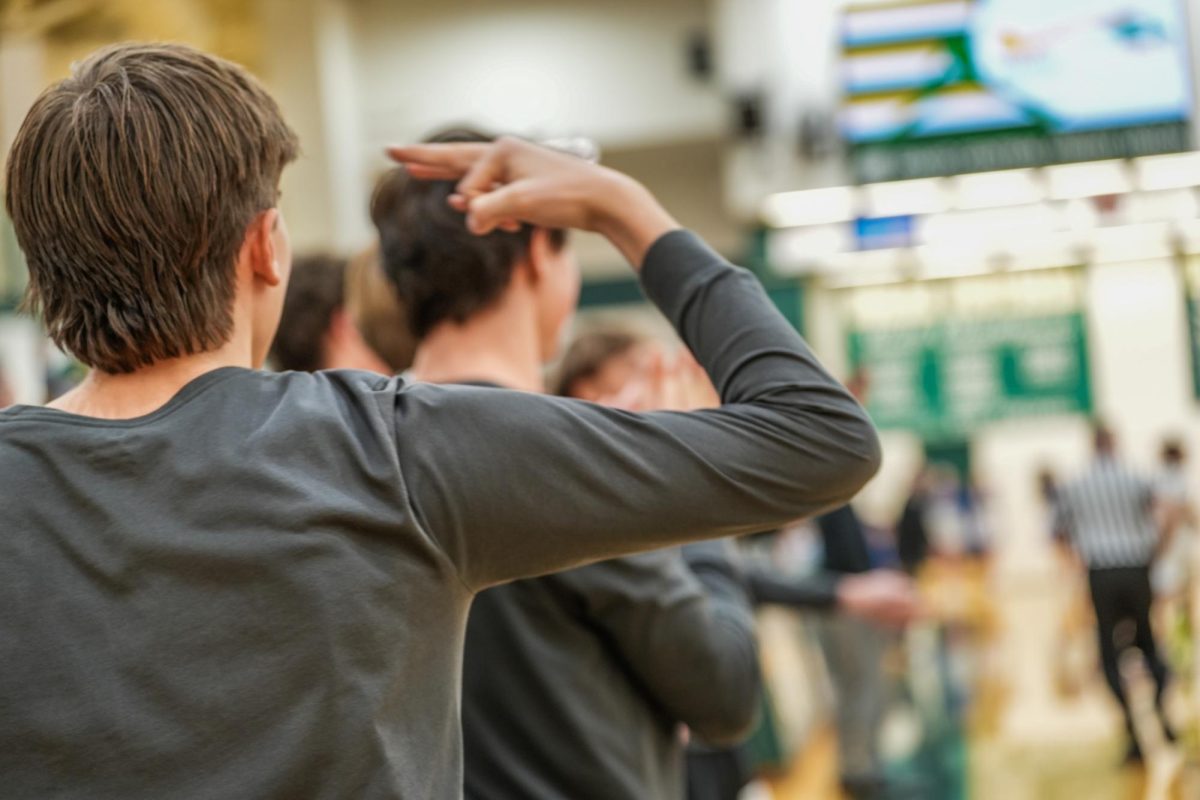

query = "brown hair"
370;127;566;340
345;245;415;373
269;254;345;373
555;329;643;398
4;42;299;374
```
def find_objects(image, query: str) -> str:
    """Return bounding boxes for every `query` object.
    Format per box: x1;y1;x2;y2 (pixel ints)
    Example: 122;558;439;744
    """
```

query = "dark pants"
1087;566;1170;742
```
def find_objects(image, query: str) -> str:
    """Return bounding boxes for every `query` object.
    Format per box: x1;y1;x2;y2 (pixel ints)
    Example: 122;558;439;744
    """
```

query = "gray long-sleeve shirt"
0;230;880;799
463;540;757;800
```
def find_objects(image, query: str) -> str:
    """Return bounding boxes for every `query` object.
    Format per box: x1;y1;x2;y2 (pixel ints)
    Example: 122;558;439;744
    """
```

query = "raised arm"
387;139;882;590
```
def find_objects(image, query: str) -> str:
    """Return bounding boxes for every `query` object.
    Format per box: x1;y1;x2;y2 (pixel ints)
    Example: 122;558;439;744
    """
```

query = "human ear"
526;227;555;285
243;209;283;286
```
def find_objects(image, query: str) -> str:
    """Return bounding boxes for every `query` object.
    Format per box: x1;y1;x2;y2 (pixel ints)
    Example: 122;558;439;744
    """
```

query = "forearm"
746;568;841;611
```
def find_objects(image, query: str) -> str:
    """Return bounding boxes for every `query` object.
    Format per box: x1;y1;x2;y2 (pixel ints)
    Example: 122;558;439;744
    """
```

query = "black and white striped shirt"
1057;458;1158;569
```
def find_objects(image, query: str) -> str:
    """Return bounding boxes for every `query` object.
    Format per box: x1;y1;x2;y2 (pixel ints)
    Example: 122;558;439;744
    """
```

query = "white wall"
349;0;722;152
261;0;728;259
262;0;373;254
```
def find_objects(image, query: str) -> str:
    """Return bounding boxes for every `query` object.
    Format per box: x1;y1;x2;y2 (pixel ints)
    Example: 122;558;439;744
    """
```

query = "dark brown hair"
5;42;299;373
269;254;345;373
555;329;642;397
370;128;565;339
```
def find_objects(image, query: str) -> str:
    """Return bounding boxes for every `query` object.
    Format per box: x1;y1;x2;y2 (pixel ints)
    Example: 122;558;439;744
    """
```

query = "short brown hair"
555;329;643;397
370;128;565;339
269;255;345;373
5;42;299;373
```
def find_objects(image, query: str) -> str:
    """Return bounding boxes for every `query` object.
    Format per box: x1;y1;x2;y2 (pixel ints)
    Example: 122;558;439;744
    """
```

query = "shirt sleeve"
745;568;841;610
391;230;882;590
554;542;760;745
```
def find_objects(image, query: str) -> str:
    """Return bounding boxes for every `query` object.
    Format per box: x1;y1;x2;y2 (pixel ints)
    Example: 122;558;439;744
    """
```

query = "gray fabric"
745;567;841;610
0;230;879;799
1057;458;1158;568
463;540;757;800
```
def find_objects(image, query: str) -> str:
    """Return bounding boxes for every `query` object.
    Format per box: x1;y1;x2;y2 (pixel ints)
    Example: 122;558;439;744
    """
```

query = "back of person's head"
270;255;345;372
1092;422;1115;457
555;329;645;400
344;246;415;373
1162;438;1185;466
370;128;569;342
5;42;299;374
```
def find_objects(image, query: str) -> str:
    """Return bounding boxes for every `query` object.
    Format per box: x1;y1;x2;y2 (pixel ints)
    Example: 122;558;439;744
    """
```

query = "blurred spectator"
1151;438;1195;599
269;253;402;374
465;330;762;800
897;467;933;574
344;245;416;373
815;371;902;800
1055;424;1173;762
1038;467;1063;543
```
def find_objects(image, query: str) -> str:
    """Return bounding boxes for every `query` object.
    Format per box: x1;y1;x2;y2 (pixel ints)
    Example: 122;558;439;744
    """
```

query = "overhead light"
1005;233;1084;272
767;225;854;272
862;178;949;217
1046;160;1131;200
1088;222;1173;263
817;248;906;288
917;242;992;280
762;186;856;228
1134;151;1200;191
954;168;1041;210
917;203;1062;246
1127;189;1199;223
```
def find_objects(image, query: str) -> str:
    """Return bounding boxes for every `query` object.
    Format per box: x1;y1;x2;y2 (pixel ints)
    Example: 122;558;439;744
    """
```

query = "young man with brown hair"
1;43;879;799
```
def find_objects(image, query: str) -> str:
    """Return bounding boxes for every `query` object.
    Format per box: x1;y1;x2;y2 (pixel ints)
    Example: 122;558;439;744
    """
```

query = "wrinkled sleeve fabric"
557;541;760;745
392;230;882;591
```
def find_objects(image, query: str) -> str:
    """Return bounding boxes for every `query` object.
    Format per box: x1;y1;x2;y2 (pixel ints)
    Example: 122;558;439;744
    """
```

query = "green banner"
849;313;1092;437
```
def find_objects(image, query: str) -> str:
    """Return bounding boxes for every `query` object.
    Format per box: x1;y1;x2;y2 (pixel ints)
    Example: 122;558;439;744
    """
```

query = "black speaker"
686;30;712;81
733;92;764;138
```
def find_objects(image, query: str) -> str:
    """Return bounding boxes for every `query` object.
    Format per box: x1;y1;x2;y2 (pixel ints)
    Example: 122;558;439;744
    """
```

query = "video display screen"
841;0;1194;180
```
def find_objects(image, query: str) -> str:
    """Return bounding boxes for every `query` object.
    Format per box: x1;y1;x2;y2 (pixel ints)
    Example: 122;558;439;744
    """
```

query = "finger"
386;143;490;177
455;139;517;201
464;182;533;234
405;165;463;181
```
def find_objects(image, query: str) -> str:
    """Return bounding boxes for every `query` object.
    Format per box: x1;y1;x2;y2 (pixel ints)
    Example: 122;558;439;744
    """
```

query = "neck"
49;338;253;419
324;335;392;375
410;301;545;393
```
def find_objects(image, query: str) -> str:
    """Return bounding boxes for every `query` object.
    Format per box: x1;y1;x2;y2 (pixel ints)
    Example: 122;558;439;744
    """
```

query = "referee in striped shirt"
1055;424;1173;762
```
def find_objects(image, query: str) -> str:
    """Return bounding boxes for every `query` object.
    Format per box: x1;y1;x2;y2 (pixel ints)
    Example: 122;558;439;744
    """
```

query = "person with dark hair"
1056;423;1173;762
372;128;570;351
1;43;879;798
269;253;398;374
1152;438;1195;598
455;327;761;800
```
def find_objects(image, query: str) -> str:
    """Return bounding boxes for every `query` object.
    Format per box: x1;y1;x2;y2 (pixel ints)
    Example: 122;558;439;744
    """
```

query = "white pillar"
261;0;371;255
